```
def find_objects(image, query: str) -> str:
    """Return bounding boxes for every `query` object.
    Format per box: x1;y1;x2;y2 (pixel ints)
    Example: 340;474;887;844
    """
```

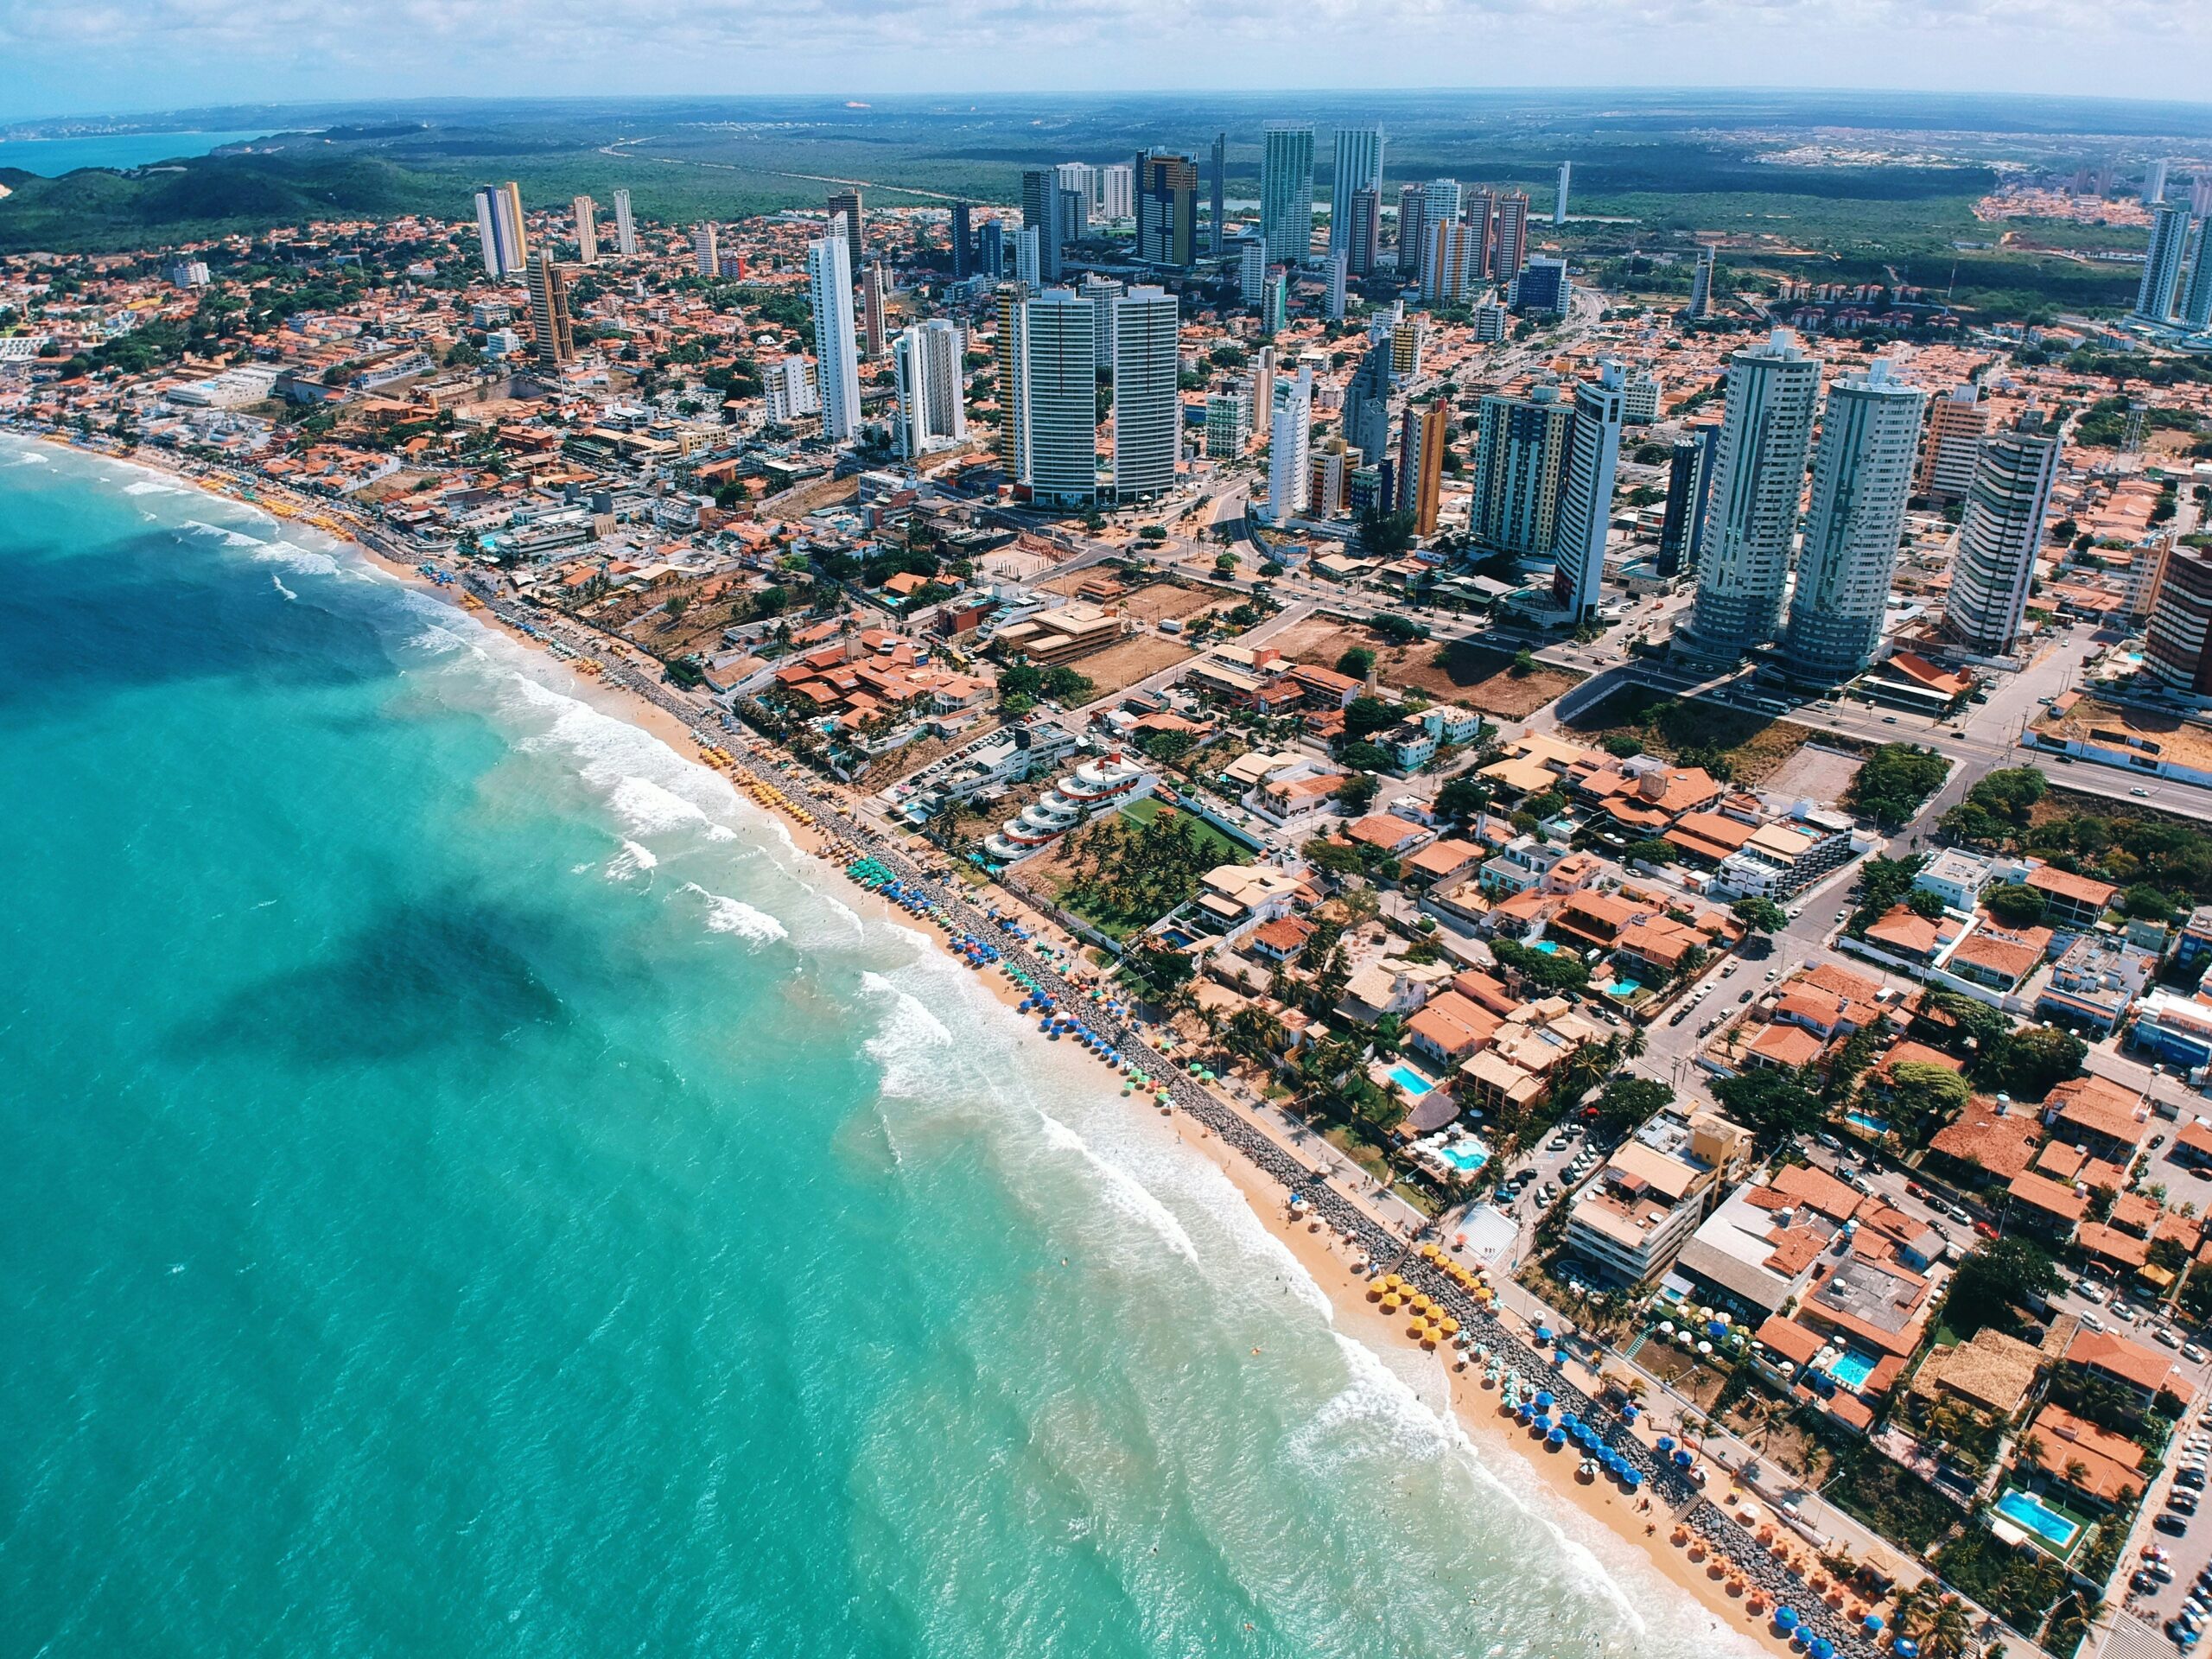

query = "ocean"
0;130;275;175
0;438;1750;1657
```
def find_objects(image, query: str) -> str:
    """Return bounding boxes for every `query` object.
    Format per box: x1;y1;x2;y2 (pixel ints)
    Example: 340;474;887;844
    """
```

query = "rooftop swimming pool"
1387;1063;1436;1097
1996;1488;2081;1551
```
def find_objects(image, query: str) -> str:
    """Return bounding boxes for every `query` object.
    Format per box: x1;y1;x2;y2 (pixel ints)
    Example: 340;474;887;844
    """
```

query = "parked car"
1815;1133;1843;1151
2158;1511;2192;1535
1905;1182;1927;1199
2187;1343;2210;1363
2174;1491;2201;1516
2159;1327;2185;1350
2076;1280;2109;1303
2113;1302;2141;1324
1972;1219;1999;1240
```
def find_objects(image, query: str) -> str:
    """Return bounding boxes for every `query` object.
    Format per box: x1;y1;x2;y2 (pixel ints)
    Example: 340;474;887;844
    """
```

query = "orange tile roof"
2067;1326;2179;1396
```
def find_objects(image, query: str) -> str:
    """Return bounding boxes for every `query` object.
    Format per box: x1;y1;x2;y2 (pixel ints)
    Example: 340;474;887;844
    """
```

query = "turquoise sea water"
0;130;275;175
0;438;1753;1657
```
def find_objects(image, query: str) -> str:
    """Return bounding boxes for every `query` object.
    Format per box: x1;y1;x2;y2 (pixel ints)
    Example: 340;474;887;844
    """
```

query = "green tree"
1435;777;1491;823
1731;896;1787;934
1344;696;1399;740
1846;744;1950;829
1336;773;1379;814
1981;883;2047;926
1980;1024;2086;1100
1592;1076;1674;1136
1943;1236;2060;1338
1336;645;1377;680
1710;1067;1823;1147
1354;508;1415;562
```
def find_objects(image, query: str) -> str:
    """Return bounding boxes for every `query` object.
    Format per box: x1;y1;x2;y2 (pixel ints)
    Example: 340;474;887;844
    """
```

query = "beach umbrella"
1773;1608;1799;1632
1660;1321;1675;1335
1656;1436;1675;1452
1861;1615;1884;1635
1535;1325;1554;1344
1535;1390;1554;1411
1674;1449;1694;1469
1697;1341;1713;1355
1892;1641;1918;1658
1810;1641;1835;1659
1548;1427;1566;1447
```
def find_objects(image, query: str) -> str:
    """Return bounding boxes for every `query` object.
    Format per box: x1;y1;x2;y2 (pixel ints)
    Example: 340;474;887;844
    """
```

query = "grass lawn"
1116;796;1248;861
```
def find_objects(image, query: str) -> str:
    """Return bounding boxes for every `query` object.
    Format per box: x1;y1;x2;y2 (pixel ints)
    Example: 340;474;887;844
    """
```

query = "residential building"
1020;289;1098;506
473;181;528;277
1687;245;1717;320
2135;202;2193;324
1099;163;1134;220
1552;362;1625;621
951;201;973;279
1915;847;1997;912
1344;339;1392;467
2145;159;2172;207
1239;239;1267;306
2146;542;2212;694
1077;274;1124;370
807;223;862;444
1390;317;1425;378
1396;184;1426;276
1265;367;1313;522
1111;287;1179;501
1404;397;1450;539
860;259;887;359
1917;384;1987;503
1020;169;1063;284
1325;251;1348;322
1656;427;1715;578
692;221;719;278
570;194;598;264
1421;217;1478;307
1491;191;1529;277
1622;368;1661;424
1563;1109;1749;1284
1471;302;1508;344
1261;124;1316;264
1136;150;1200;267
1469;385;1574;557
1679;329;1823;664
1205;385;1252;460
977;219;1006;281
2064;1325;2180;1414
2185;219;2212;330
1329;127;1386;257
1554;161;1571;226
826;190;864;270
1345;188;1382;277
524;251;574;370
762;355;819;423
1262;269;1287;335
1780;360;1928;682
1942;409;2063;656
612;188;637;257
893;321;968;459
1210;132;1228;257
2037;935;2156;1035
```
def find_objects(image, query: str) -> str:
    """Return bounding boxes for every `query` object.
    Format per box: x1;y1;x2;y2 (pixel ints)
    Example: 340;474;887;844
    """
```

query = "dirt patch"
1120;582;1225;623
1565;683;1815;786
1260;617;1585;721
1069;632;1198;699
1761;743;1866;804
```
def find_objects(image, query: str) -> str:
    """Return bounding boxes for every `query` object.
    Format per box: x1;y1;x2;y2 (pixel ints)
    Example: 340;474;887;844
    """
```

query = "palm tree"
1619;1025;1648;1062
1921;1596;1971;1659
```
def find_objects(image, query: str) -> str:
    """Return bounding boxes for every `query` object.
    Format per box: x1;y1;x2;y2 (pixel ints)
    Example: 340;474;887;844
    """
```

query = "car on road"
1906;1182;1927;1199
2189;1343;2211;1363
2177;1491;2202;1516
2113;1302;2142;1324
1883;715;1899;724
1738;990;1754;1003
2134;787;2152;798
2159;1327;2186;1350
1815;1133;1843;1151
1973;1219;1999;1239
2078;1280;2110;1303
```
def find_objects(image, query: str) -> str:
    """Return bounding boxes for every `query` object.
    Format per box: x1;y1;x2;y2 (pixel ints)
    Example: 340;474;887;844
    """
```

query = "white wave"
684;882;787;944
791;875;867;939
405;623;471;656
12;448;51;464
608;773;736;841
1291;1332;1459;1469
271;574;297;601
124;478;186;497
251;538;343;579
1035;1109;1201;1265
604;838;658;881
182;518;265;548
861;969;955;1098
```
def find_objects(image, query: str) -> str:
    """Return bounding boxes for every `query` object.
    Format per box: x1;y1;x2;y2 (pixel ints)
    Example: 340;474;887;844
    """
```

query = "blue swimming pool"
1388;1063;1435;1096
1827;1349;1879;1389
1996;1488;2081;1550
1845;1110;1891;1137
1529;940;1563;956
1437;1142;1490;1174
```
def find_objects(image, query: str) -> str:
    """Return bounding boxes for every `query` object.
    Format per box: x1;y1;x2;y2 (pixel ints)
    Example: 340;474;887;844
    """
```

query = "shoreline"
16;425;1873;1658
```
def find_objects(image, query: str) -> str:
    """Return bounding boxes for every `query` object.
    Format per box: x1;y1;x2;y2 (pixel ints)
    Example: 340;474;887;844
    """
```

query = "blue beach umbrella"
1674;1449;1694;1468
1773;1608;1799;1633
1862;1615;1884;1635
1547;1427;1566;1447
1535;1390;1554;1411
1656;1436;1675;1452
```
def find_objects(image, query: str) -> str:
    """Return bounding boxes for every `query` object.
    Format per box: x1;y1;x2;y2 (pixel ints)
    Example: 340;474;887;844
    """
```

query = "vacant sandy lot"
1761;743;1865;804
1261;618;1584;721
1071;632;1198;699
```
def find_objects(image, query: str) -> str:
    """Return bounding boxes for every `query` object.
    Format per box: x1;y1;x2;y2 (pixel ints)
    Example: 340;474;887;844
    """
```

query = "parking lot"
2125;1395;2212;1647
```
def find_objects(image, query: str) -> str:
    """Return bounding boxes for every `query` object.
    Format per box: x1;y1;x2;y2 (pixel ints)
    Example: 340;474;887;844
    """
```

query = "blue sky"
0;0;2202;121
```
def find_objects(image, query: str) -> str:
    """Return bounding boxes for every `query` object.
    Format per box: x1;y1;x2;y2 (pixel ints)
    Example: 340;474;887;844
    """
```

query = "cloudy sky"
0;0;2202;120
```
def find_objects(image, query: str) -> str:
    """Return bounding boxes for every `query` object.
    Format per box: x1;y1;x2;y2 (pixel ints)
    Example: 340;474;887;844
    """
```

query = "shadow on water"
172;893;573;1065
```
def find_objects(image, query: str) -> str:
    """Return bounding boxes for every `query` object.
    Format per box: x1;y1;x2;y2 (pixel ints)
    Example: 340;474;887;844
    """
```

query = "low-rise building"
2036;934;2156;1035
1561;1109;1750;1284
2063;1325;2181;1414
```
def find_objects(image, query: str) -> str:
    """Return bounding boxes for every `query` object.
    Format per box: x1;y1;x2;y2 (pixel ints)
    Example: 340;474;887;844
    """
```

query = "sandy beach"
36;426;1847;1656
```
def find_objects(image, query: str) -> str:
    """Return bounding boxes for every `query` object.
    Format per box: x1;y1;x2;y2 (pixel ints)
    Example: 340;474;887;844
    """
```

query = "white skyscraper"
693;222;719;278
1943;410;2063;658
571;195;599;264
893;320;968;458
1329;127;1386;257
1099;163;1135;221
1077;274;1125;370
2137;203;2194;323
1687;245;1716;320
1325;251;1348;322
807;223;862;444
1679;329;1824;664
2145;158;2171;207
763;356;820;423
1261;124;1316;264
1421;178;1463;243
1111;286;1180;501
1552;361;1625;623
2183;221;2212;329
1780;360;1927;681
1265;366;1313;523
1020;289;1098;506
612;188;637;257
473;182;528;278
1014;226;1041;288
1239;239;1267;306
1554;161;1572;226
